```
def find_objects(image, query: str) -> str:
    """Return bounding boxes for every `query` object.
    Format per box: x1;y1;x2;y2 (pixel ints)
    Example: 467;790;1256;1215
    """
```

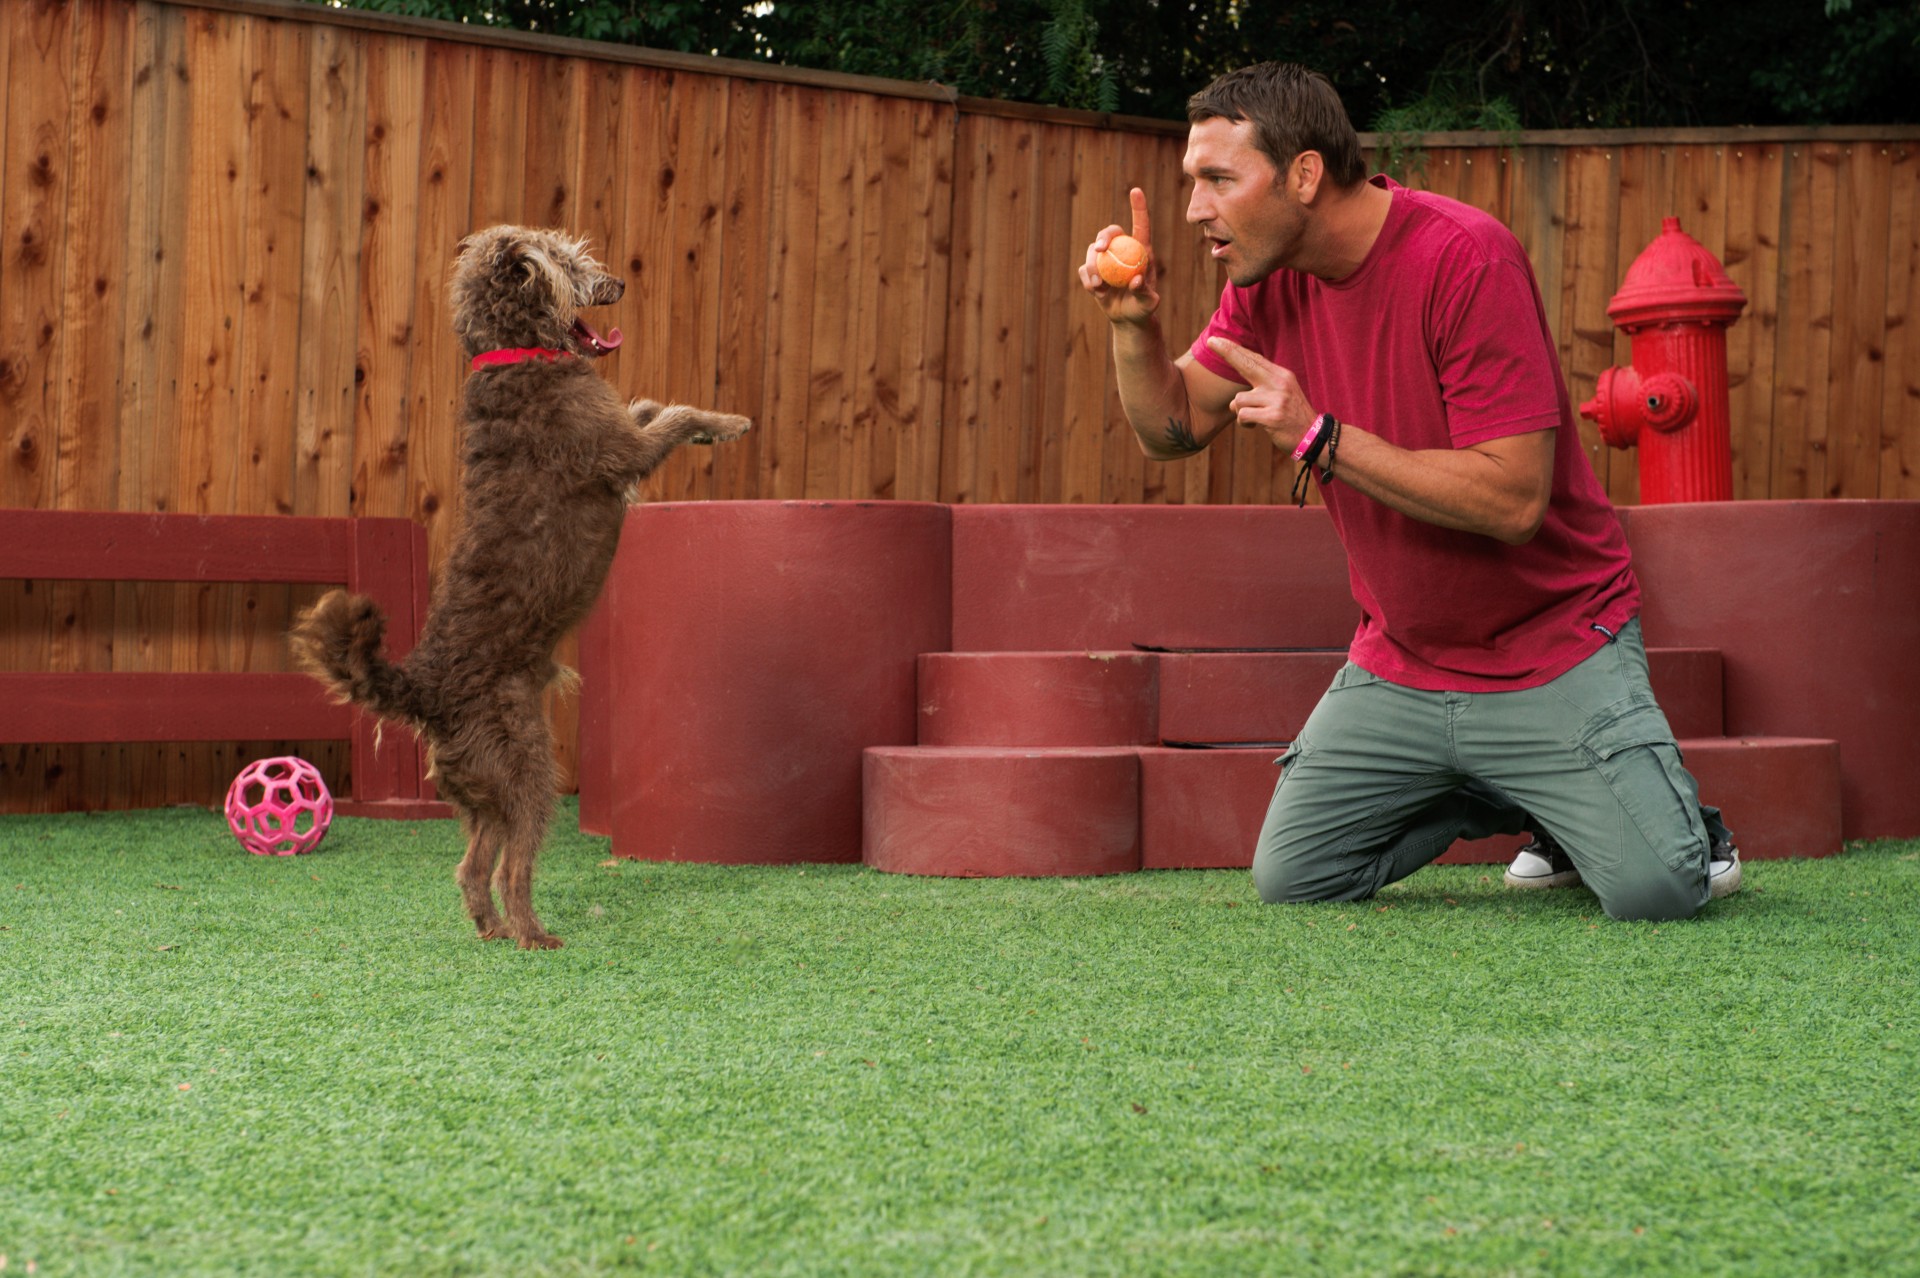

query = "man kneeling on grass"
1078;62;1740;921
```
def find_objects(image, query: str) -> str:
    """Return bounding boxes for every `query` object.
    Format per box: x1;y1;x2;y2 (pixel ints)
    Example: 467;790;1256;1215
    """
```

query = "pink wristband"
1291;417;1324;461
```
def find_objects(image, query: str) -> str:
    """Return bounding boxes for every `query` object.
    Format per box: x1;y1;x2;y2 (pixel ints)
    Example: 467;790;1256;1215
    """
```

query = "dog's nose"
600;276;626;304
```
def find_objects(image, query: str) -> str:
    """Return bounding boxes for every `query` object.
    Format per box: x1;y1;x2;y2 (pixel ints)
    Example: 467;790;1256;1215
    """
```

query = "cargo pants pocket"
1572;697;1706;875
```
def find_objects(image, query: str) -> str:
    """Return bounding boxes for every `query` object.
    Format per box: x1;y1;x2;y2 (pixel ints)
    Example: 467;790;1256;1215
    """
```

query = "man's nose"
1185;184;1208;224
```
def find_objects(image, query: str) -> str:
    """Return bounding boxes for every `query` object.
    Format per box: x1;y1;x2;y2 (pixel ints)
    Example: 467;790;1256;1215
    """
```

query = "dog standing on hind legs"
291;225;750;950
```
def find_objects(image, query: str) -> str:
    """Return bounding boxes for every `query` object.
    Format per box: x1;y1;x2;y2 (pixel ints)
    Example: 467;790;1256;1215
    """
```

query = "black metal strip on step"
1131;644;1346;654
1160;740;1292;750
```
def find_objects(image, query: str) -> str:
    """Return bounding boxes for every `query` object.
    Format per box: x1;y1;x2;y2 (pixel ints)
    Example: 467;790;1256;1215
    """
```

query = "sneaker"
1709;838;1743;899
1503;836;1582;890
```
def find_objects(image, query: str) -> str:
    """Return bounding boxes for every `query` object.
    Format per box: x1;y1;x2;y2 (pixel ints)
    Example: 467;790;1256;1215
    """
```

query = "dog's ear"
513;241;572;311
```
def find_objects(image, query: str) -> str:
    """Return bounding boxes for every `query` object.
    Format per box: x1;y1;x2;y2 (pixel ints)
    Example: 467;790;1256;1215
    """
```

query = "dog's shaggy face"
449;225;628;360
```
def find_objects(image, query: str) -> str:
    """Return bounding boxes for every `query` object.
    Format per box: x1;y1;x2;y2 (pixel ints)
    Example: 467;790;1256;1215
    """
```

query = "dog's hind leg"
455;814;509;941
492;797;561;950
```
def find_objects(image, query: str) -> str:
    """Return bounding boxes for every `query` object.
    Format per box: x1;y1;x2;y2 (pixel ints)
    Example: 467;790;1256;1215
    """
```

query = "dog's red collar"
470;347;574;370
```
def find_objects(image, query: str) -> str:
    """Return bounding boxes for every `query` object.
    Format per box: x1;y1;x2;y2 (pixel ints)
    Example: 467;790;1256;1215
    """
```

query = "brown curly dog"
291;225;750;949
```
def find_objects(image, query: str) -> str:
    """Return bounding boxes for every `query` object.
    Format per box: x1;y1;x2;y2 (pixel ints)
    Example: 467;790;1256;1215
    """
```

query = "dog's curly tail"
290;590;423;726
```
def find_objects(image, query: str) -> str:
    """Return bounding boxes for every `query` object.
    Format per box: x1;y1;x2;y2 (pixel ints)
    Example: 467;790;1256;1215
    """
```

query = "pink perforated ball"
224;756;333;856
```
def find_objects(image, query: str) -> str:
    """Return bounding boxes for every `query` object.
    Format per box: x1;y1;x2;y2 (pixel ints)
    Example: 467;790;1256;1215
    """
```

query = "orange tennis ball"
1097;234;1147;288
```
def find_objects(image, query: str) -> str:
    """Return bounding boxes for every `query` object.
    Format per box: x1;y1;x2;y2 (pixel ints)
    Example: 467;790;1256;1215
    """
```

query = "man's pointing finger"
1206;336;1281;386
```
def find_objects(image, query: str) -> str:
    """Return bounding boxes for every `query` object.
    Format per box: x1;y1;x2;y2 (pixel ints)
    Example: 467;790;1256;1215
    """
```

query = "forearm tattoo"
1163;417;1203;455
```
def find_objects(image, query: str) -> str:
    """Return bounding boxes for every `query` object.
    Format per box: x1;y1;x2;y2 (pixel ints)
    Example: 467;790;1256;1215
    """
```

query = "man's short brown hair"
1187;63;1368;189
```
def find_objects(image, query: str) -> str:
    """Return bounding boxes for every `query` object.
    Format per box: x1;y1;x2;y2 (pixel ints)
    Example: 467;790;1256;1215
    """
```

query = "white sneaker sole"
1502;867;1582;890
1709;858;1743;899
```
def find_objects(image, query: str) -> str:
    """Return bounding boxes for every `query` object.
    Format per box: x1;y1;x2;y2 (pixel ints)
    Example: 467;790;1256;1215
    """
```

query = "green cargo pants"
1253;619;1727;921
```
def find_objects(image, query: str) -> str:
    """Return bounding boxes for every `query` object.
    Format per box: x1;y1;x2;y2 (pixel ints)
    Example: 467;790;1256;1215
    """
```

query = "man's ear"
1291;150;1326;204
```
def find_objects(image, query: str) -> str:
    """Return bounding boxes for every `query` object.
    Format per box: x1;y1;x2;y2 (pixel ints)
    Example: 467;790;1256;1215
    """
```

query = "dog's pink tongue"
599;326;623;351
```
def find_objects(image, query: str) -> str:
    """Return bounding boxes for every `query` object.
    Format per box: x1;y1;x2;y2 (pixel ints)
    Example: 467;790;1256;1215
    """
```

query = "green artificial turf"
1;805;1915;1277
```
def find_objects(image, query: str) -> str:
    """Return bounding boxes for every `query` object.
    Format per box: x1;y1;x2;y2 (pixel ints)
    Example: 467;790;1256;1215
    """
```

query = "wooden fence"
3;0;1917;812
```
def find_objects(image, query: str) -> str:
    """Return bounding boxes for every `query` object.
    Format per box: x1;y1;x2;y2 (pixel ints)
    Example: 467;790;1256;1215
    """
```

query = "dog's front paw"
691;414;752;446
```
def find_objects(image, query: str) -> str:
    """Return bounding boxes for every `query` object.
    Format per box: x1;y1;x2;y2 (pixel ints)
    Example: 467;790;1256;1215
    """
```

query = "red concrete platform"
585;499;1917;872
918;651;1159;747
1625;500;1920;840
951;504;1359;652
863;746;1141;877
593;501;952;862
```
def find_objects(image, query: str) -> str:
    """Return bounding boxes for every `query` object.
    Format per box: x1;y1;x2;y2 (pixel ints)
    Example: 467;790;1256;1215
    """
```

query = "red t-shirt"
1190;177;1639;691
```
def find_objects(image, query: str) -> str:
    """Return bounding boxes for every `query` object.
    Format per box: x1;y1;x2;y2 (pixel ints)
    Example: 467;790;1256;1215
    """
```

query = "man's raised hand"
1079;187;1160;323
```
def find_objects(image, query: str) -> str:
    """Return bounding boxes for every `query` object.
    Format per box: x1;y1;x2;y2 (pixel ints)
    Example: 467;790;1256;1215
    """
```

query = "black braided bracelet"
1318;416;1342;483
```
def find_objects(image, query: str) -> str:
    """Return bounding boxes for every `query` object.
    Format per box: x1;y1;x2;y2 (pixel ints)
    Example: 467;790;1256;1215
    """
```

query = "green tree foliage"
315;0;1919;127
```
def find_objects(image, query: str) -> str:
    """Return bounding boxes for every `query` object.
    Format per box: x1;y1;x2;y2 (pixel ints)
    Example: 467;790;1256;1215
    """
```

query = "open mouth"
571;317;624;357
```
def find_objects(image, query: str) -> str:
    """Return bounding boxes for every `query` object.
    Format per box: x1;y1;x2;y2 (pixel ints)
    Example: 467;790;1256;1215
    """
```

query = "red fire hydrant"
1580;217;1747;503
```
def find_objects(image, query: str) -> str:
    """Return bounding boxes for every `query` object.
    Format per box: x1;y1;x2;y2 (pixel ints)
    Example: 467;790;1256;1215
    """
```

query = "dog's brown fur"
291;225;749;949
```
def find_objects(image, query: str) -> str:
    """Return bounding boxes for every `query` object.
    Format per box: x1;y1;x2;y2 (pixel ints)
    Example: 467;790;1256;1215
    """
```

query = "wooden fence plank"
667;71;731;500
840;91;886;501
1061;129;1120;506
237;12;309;521
0;1;11;218
617;64;672;418
1;0;73;515
937;111;988;504
351;32;423;522
899;98;954;504
1825;142;1891;499
1723;141;1784;499
407;37;474;572
1561;146;1620;493
1509;147;1565;384
50;0;135;810
860;96;912;500
624;63;686;501
467;48;530;230
54;0;131;522
1;0;76;812
171;8;246;520
1771;143;1838;500
1023;121;1072;503
1882;141;1920;500
711;75;774;500
292;19;363;522
972;114;1034;505
758;82;821;502
804;88;858;500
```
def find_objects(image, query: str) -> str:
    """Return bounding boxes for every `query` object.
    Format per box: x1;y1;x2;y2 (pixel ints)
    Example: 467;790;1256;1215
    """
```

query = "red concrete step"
1156;653;1341;747
1646;649;1724;741
918;652;1158;747
1160;647;1725;744
863;746;1141;877
1140;736;1841;871
918;646;1725;749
